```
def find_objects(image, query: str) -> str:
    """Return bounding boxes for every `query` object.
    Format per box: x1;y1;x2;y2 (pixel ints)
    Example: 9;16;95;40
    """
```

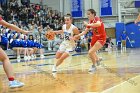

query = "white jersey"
62;24;76;45
58;24;76;53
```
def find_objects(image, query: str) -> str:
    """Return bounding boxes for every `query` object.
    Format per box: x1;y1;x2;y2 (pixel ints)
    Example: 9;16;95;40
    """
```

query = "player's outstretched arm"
74;28;89;39
53;30;63;34
0;19;30;34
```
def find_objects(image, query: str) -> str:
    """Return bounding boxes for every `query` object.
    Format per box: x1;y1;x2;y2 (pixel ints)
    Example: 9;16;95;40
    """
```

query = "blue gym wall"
116;22;140;48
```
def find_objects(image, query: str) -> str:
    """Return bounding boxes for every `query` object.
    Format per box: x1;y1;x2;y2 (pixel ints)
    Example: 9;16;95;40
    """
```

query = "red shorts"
90;35;106;47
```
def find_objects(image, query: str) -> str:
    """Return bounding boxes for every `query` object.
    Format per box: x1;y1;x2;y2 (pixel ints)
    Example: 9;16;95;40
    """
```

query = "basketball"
45;29;55;40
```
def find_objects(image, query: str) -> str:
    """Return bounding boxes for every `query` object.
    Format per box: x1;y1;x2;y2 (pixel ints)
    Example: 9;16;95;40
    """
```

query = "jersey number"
94;28;98;34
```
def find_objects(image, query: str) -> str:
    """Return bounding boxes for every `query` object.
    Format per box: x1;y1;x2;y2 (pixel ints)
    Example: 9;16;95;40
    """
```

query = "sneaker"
48;48;52;51
31;55;34;60
17;59;20;63
40;55;45;59
24;56;28;61
28;56;31;60
88;65;96;73
52;73;57;78
9;80;25;88
34;55;36;59
17;56;21;62
17;55;20;59
52;65;57;73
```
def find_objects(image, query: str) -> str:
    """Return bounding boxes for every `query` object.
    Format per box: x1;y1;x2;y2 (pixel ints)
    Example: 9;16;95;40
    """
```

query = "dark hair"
29;35;34;40
87;9;96;16
64;13;72;19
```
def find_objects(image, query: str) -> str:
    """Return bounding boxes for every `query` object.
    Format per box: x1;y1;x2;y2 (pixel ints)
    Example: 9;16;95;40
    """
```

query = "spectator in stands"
104;37;114;52
10;33;22;62
120;31;128;51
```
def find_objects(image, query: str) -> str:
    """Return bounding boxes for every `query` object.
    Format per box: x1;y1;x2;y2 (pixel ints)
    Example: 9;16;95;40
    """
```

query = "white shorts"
58;41;75;54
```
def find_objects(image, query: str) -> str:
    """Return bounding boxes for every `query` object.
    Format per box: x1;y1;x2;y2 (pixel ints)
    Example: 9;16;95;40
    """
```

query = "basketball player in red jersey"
74;9;106;73
0;14;30;88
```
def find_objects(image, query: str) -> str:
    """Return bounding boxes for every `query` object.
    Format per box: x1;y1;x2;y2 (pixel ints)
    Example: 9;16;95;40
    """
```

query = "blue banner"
100;0;112;16
135;0;140;8
71;0;83;17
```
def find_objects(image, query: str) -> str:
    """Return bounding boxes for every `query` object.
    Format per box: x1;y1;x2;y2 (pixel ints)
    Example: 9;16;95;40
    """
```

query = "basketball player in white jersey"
51;14;79;72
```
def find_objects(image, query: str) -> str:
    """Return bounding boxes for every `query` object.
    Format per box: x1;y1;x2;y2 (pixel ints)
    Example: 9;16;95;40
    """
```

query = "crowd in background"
0;0;65;61
3;0;63;30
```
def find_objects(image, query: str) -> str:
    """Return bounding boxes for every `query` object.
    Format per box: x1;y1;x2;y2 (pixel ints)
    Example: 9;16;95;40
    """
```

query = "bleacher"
6;49;56;59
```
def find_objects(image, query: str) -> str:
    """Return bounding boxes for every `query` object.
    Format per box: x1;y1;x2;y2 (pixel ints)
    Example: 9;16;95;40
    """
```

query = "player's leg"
56;51;63;59
0;47;24;88
88;41;103;72
52;42;71;72
52;52;69;72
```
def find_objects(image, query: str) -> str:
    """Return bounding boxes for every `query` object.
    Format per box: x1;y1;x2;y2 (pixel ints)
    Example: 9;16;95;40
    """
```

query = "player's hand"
69;36;75;41
83;21;88;26
73;35;80;40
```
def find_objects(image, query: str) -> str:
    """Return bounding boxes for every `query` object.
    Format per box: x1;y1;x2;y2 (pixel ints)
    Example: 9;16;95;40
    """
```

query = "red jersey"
87;16;106;46
0;17;3;21
88;16;106;38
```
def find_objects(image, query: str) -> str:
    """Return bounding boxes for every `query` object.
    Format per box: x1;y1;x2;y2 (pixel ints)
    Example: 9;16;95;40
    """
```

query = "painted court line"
100;75;140;93
85;75;139;93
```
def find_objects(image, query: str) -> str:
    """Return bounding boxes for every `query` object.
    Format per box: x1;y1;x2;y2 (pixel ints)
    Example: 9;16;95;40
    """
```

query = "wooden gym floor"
0;49;140;93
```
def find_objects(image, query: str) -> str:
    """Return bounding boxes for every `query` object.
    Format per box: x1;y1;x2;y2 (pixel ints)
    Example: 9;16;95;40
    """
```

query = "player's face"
13;35;17;39
87;11;94;20
64;17;72;25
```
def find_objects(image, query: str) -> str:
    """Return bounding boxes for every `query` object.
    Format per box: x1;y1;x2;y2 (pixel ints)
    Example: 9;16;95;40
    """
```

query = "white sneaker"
34;55;36;59
31;55;34;60
9;80;25;88
52;65;57;73
40;55;45;59
24;56;28;61
17;59;20;62
88;65;96;73
17;55;20;59
52;73;57;78
48;48;52;51
28;56;31;60
17;56;21;62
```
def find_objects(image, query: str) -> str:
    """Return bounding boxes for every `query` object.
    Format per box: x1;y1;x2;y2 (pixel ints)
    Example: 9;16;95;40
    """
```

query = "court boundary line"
100;74;140;93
